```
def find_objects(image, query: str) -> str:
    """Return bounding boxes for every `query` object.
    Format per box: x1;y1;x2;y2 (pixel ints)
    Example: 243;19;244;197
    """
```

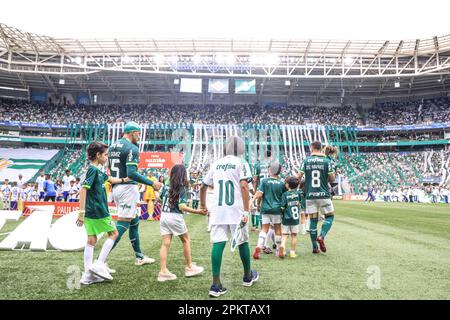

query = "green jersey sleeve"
257;178;265;193
82;166;97;189
280;192;287;210
299;160;306;174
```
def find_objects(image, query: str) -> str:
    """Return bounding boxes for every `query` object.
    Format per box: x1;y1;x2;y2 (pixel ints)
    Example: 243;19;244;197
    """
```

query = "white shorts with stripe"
210;224;238;243
305;198;334;215
261;214;282;225
112;184;140;219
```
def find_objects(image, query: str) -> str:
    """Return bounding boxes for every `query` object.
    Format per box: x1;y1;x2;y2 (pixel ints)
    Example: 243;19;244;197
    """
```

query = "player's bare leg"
273;223;283;258
290;234;298;258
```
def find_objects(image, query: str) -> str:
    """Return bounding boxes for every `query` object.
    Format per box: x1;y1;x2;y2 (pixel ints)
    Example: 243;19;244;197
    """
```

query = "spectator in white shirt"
62;169;75;202
36;170;46;201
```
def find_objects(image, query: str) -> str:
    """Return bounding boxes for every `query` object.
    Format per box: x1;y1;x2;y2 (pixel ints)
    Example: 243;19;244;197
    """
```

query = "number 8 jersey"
202;155;252;225
299;155;334;200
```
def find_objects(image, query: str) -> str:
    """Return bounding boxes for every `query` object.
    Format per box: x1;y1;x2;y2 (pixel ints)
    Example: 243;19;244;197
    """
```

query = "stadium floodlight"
395;81;400;88
154;54;165;65
59;79;65;85
74;57;82;65
285;80;291;86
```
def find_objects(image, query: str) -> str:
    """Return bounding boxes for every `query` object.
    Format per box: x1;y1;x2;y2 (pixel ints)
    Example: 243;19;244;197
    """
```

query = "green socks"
251;215;257;228
320;215;334;239
238;242;252;278
112;220;130;250
129;217;144;259
211;241;226;286
309;218;319;250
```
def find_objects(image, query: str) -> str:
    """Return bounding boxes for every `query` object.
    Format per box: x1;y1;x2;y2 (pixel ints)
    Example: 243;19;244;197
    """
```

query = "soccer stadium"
0;1;449;303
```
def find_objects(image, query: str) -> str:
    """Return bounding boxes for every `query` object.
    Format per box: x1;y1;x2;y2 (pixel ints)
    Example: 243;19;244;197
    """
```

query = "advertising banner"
138;152;183;169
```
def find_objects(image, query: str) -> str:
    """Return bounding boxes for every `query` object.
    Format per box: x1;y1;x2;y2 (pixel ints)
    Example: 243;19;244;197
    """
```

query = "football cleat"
157;270;177;282
90;262;113;281
253;247;261;260
135;256;156;266
263;247;272;254
312;248;321;254
209;284;228;298
185;264;204;277
278;245;285;259
243;269;260;287
316;236;327;253
80;272;93;285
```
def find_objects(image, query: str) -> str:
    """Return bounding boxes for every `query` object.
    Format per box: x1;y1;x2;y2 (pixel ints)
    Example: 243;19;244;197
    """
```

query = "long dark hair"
168;164;189;208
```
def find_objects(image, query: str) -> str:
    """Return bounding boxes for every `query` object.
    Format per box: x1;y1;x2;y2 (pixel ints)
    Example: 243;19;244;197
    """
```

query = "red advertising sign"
139;152;183;169
23;202;117;218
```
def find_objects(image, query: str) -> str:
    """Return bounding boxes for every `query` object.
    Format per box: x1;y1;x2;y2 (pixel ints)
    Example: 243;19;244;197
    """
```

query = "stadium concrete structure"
1;22;450;104
0;22;449;196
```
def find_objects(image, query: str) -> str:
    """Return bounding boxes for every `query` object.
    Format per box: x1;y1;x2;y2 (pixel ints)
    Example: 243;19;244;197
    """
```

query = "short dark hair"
310;141;322;152
87;141;108;161
65;169;70;173
286;176;299;190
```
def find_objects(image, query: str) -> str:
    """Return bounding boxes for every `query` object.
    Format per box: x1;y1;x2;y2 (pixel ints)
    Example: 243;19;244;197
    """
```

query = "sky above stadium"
1;0;449;40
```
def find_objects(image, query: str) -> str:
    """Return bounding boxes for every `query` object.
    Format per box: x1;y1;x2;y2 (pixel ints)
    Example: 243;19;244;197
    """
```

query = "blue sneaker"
209;284;228;297
243;269;259;287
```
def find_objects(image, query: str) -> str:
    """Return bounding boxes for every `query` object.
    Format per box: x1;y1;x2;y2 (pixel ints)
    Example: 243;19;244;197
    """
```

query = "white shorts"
210;224;238;243
306;199;334;215
112;184;140;219
160;212;188;236
282;225;300;235
261;214;282;225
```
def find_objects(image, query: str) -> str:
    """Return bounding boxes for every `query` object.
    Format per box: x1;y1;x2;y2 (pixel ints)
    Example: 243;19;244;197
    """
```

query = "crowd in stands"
2;98;450;127
341;150;450;196
0;102;363;126
367;98;450;126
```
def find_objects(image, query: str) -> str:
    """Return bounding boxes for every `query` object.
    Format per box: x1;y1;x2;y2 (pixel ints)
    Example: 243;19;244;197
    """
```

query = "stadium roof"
1;19;450;101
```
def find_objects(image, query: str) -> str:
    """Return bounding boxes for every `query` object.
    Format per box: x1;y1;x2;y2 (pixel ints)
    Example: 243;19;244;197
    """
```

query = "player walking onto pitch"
157;164;207;282
297;141;336;254
76;141;127;284
252;162;287;259
279;177;302;258
108;121;162;266
200;136;259;298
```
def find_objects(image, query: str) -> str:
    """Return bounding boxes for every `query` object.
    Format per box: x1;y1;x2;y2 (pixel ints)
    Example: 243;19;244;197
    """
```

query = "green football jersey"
108;138;139;185
81;165;110;219
299;155;334;199
327;156;339;171
280;190;301;225
253;161;271;179
160;186;188;214
257;177;287;215
160;185;170;211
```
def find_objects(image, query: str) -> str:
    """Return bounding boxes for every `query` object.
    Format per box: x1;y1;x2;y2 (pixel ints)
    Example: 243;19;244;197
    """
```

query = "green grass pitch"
0;201;449;300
